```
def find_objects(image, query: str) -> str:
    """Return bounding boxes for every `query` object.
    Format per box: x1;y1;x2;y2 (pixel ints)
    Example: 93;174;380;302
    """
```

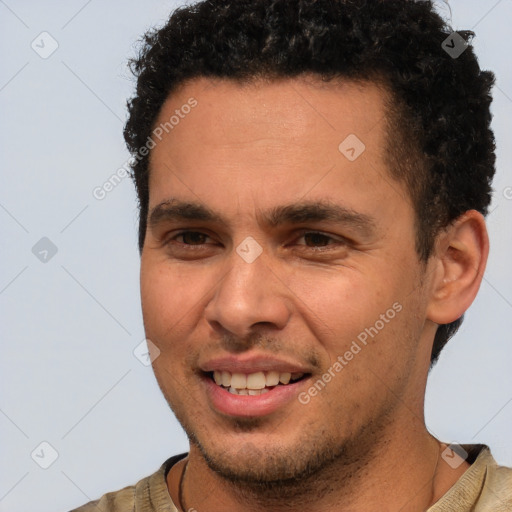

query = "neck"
168;418;468;512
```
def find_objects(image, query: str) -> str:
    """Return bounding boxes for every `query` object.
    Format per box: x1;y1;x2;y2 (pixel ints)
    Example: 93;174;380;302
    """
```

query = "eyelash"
165;230;346;251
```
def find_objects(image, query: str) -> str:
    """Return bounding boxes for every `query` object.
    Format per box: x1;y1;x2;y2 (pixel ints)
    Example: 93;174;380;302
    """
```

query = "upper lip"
200;355;311;374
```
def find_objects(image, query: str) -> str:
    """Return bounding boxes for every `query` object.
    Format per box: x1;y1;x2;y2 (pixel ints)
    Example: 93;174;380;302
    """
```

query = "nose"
204;243;292;343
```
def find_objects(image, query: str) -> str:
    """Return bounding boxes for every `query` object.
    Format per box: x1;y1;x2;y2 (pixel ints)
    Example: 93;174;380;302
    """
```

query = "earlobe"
427;210;489;325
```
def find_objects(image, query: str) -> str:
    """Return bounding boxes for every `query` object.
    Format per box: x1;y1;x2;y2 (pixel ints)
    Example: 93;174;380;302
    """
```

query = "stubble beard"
172;399;396;507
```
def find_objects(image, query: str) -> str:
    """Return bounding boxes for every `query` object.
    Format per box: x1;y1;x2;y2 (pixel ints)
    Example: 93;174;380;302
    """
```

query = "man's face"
141;77;437;482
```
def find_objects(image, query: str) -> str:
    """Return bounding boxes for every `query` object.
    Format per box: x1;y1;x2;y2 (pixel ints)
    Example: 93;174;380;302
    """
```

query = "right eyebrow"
148;199;224;228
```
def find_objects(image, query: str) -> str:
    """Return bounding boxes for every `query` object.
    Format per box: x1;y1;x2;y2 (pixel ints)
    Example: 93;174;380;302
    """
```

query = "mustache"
208;332;322;369
221;331;284;353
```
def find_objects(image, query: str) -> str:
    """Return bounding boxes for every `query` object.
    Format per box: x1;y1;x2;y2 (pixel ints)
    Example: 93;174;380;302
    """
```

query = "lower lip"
203;374;308;417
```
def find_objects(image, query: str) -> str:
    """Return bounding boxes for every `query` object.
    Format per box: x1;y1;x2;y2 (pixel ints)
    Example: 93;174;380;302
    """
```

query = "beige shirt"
69;445;512;511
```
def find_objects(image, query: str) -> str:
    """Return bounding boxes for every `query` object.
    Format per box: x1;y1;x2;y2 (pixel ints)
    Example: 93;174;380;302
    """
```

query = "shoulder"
67;453;187;512
69;483;137;512
429;445;512;512
480;451;512;511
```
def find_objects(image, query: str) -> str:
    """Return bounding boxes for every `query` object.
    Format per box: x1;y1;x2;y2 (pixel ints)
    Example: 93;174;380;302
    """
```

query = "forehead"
151;75;389;151
147;76;410;222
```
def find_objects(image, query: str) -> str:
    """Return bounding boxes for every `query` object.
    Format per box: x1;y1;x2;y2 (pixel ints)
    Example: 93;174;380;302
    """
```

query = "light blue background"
1;1;511;511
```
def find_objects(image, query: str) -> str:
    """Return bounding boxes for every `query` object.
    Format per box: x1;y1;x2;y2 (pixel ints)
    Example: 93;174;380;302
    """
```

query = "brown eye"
302;232;333;247
177;231;209;245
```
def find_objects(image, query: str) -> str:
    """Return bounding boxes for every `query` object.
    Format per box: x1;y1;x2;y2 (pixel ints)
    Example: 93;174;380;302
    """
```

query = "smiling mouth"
207;370;309;396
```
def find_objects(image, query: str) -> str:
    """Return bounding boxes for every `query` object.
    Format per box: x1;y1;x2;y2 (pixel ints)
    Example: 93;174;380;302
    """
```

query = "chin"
191;428;349;485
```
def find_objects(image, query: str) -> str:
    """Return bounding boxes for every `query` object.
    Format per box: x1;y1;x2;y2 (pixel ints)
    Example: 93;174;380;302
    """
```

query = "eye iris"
182;232;206;245
304;233;330;247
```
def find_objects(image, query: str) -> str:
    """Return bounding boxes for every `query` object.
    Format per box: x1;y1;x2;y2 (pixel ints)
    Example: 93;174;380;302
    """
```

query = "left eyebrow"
148;198;376;237
260;200;376;236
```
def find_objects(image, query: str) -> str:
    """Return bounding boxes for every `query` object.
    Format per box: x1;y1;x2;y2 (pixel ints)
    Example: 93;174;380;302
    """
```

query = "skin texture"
140;76;488;511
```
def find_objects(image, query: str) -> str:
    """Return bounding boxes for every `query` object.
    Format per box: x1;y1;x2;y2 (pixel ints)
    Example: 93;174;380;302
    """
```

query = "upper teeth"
213;370;304;389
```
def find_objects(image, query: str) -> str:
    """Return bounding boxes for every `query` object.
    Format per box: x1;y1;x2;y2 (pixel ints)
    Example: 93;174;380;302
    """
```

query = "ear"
426;210;489;324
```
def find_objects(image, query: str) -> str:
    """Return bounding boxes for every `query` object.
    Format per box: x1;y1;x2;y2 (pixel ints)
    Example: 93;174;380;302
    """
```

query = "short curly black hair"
124;0;496;366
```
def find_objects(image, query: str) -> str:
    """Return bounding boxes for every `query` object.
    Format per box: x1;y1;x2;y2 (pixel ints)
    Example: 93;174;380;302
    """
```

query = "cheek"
140;261;202;347
288;265;423;382
287;269;390;341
